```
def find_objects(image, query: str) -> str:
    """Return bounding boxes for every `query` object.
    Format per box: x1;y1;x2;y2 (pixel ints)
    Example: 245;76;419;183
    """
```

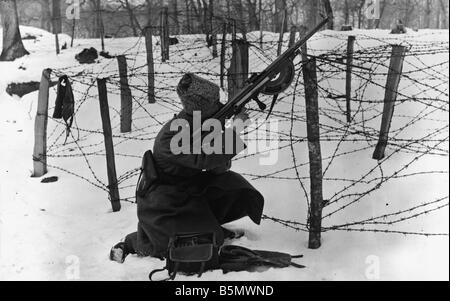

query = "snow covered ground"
0;26;448;281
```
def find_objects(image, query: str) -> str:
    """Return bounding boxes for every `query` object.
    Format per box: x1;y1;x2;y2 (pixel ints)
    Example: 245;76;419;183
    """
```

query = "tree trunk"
402;1;415;28
246;0;259;31
344;0;350;24
0;0;29;61
435;8;440;29
274;0;287;33
171;0;180;35
234;0;247;40
424;0;432;28
185;0;191;33
375;0;387;29
95;0;105;51
357;0;366;29
125;0;138;36
40;0;52;32
304;0;318;30
440;0;448;29
189;0;200;33
321;0;334;29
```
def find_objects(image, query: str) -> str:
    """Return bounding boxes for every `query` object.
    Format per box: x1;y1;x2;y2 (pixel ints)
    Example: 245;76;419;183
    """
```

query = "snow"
0;26;448;281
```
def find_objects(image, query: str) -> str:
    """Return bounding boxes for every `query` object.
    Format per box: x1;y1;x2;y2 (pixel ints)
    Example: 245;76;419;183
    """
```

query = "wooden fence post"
97;78;121;212
373;45;407;160
220;22;227;89
277;10;286;56
160;6;169;62
228;39;249;99
32;69;52;178
302;50;324;249
288;25;298;49
346;36;356;123
144;26;156;103
117;55;132;133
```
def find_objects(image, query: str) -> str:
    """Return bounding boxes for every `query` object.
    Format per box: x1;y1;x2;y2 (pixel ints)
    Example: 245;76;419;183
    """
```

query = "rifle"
215;17;329;122
191;17;329;145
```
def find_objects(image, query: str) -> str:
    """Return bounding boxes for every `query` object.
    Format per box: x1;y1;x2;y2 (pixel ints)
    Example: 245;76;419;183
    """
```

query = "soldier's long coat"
127;111;264;258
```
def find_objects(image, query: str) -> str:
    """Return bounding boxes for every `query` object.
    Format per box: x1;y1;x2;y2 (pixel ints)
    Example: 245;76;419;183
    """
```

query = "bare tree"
39;0;52;31
304;0;318;30
274;0;287;33
356;0;366;29
439;0;448;29
344;0;350;25
0;0;29;61
171;0;180;35
321;0;334;29
401;0;416;27
246;0;259;31
424;0;432;28
375;0;387;29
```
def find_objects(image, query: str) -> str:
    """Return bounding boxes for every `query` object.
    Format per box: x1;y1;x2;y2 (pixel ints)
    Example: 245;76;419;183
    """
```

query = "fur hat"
176;73;220;116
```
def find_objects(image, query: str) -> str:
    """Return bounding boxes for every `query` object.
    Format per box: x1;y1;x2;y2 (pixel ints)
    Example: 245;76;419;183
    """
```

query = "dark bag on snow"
219;245;305;273
75;47;98;64
149;232;220;281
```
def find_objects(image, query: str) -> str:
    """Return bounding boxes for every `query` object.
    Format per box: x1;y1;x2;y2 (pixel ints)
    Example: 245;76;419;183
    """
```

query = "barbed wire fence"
32;10;449;245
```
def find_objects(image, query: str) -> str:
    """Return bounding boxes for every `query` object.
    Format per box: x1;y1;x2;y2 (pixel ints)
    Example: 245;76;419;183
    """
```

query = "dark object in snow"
149;237;305;281
219;245;305;273
99;51;114;59
149;232;220;281
22;34;37;40
53;75;75;141
6;81;57;97
104;34;114;39
391;20;407;34
169;37;179;45
206;35;213;47
41;176;58;183
75;47;98;64
61;42;67;50
341;25;353;31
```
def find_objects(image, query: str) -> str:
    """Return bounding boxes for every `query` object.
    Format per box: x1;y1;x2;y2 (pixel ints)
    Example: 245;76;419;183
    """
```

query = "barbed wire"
38;23;449;238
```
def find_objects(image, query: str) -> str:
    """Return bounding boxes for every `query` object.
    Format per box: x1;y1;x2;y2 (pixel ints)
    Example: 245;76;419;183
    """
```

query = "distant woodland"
9;0;448;39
